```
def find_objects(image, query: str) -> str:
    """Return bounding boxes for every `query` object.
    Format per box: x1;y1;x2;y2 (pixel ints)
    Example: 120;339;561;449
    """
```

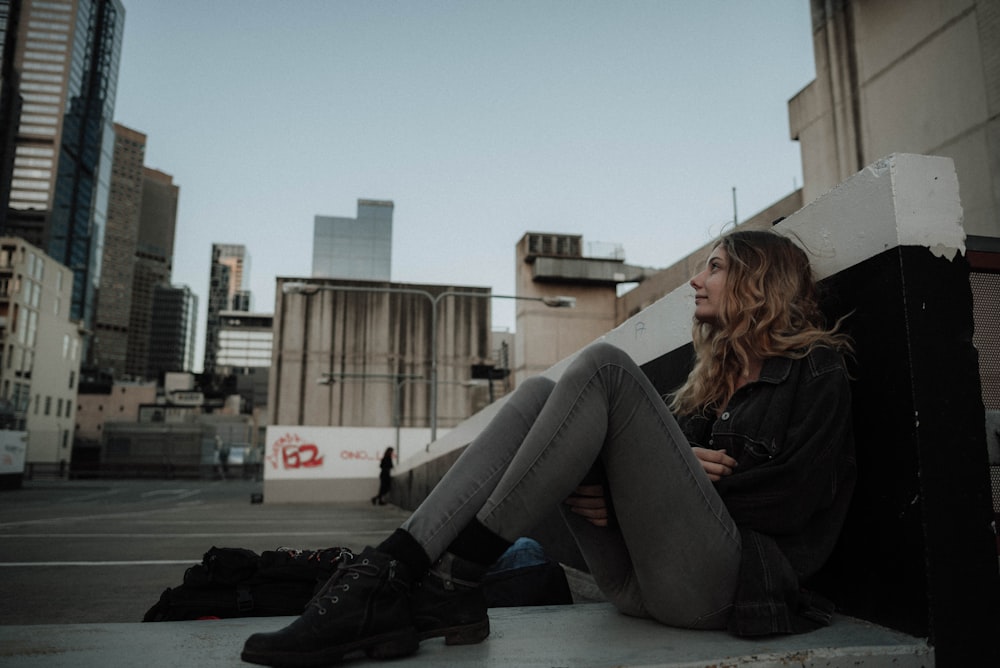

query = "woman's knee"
513;374;556;408
570;342;636;376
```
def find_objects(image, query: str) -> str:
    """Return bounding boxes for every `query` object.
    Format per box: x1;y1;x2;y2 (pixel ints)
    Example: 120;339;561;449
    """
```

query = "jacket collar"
758;356;793;384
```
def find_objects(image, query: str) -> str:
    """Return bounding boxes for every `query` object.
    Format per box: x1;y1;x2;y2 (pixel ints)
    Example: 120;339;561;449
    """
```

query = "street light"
283;281;575;442
316;372;424;460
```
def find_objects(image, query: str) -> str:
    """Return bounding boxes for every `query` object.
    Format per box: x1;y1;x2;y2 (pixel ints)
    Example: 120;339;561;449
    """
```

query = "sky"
113;1;816;372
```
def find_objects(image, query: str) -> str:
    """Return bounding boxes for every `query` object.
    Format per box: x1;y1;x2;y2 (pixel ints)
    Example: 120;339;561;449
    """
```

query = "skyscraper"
0;0;125;335
92;122;144;376
312;199;393;281
125;167;178;378
147;283;197;379
204;243;250;375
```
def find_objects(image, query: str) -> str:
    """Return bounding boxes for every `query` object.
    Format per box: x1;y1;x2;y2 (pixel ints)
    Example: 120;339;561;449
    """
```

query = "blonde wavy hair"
670;229;851;416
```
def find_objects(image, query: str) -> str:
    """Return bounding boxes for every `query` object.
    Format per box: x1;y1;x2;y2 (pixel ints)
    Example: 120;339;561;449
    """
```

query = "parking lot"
0;478;409;625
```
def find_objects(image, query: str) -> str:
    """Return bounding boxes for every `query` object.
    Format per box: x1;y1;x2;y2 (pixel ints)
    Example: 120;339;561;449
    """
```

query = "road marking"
140;489;201;500
0;531;391;538
0;560;199;567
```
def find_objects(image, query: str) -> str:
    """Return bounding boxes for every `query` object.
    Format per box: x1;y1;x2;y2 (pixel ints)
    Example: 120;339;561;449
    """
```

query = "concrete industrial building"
513;232;658;384
269;278;494;433
790;0;999;241
312;199;393;281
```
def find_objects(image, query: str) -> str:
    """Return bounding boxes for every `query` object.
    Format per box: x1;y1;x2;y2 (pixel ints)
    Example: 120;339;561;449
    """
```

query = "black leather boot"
411;552;490;645
241;547;418;666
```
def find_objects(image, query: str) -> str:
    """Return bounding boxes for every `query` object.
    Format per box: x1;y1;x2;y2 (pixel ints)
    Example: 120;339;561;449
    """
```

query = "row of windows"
16;125;55;137
18;115;56;128
20;84;58;101
26;30;69;43
16;145;55;157
23;61;65;74
0;384;74;418
13;168;52;180
11;178;48;190
19;81;60;94
25;40;67;52
10;190;49;204
28;19;70;32
24;50;65;63
31;10;72;22
22;103;59;115
31;2;73;12
22;71;63;85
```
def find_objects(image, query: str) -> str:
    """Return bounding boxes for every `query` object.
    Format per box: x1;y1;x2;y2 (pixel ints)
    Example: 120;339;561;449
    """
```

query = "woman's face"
690;246;729;324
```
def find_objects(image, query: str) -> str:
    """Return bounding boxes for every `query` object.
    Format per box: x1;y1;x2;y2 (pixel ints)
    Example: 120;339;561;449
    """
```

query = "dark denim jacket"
676;346;856;636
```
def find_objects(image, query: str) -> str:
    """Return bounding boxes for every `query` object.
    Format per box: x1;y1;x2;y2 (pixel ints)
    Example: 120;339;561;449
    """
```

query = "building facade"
92;122;144;376
513;232;655;384
312;199;393;281
204;243;250;374
789;0;999;240
215;310;272;417
216;311;272;373
0;0;126;336
125;167;178;378
0;236;81;470
270;277;492;432
147;283;197;379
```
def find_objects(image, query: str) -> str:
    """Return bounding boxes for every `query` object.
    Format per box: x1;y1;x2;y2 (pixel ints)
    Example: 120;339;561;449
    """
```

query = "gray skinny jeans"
401;341;741;629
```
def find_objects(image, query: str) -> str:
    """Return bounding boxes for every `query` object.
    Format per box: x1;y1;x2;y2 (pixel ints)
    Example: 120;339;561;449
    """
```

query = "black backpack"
143;546;351;622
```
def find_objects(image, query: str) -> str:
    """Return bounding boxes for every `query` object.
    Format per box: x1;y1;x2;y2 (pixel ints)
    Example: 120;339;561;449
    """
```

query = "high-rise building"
92;122;144;376
204;243;250;374
312;199;393;281
0;0;126;338
125;167;178;378
0;1;23;224
147;283;197;379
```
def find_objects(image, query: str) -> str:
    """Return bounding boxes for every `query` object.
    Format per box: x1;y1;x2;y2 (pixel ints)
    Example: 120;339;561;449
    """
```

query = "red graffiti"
340;450;379;461
267;433;325;470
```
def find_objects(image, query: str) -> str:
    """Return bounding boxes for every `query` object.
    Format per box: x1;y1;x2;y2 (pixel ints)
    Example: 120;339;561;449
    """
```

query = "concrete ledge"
0;604;931;668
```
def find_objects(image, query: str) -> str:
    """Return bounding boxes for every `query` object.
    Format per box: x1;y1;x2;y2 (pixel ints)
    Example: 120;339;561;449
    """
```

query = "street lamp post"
317;372;424;460
283;281;575;443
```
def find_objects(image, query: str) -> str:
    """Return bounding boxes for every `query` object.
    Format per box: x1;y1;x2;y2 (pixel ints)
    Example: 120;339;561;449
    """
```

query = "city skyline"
114;2;816;371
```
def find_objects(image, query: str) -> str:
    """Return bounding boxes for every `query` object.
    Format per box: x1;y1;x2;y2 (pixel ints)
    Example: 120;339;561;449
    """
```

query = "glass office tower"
312;199;393;281
1;0;126;337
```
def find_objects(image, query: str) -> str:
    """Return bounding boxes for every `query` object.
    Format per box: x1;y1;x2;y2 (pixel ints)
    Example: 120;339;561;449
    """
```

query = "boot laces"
312;556;382;614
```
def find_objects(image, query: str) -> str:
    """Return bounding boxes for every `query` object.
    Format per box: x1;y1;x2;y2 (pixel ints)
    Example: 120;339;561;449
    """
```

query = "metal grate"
993;465;1000;514
971;272;1000;410
971;271;1000;556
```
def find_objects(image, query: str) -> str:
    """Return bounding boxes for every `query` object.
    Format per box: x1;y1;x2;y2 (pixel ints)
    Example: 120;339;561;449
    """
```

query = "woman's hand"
692;447;738;481
564;484;610;527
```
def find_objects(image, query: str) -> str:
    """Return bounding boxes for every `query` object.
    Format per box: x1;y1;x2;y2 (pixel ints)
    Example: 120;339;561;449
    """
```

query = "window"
44;396;51;416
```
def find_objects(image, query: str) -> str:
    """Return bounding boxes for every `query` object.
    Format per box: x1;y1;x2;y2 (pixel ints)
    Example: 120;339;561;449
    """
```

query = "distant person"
214;434;229;481
242;230;856;666
371;447;394;506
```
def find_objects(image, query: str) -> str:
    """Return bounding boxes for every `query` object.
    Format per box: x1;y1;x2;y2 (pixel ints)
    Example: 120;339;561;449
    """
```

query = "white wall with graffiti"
263;425;436;481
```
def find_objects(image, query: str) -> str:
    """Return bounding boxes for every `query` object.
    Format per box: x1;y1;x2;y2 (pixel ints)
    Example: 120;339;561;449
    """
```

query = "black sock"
446;519;513;567
376;528;431;577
